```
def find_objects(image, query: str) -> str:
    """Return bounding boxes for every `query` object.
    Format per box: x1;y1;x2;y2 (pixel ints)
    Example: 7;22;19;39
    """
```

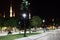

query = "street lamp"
22;13;27;37
22;13;27;18
21;0;30;37
43;20;45;23
42;19;46;32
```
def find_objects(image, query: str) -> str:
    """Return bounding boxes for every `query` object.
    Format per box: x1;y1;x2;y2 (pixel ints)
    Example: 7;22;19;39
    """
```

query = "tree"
20;0;30;37
0;17;4;33
3;18;17;34
31;16;42;32
4;18;17;27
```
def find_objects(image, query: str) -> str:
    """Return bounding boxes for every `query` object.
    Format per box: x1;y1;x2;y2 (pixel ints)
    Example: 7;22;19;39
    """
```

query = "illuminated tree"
0;17;4;32
31;16;42;31
3;18;17;34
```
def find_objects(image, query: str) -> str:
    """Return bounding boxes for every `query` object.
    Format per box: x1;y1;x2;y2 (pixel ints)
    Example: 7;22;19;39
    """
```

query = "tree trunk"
35;26;37;32
24;21;26;37
24;25;26;37
29;27;31;34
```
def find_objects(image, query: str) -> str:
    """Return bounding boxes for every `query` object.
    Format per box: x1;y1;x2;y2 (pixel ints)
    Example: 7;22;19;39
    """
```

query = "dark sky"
0;0;60;19
31;2;60;19
31;2;56;16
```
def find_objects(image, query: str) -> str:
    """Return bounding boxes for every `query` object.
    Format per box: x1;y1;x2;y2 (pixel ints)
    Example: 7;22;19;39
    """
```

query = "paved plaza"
15;29;60;40
0;29;60;40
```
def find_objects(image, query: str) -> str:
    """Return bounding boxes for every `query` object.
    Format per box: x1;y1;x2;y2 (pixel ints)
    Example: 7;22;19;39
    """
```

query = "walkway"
15;29;60;40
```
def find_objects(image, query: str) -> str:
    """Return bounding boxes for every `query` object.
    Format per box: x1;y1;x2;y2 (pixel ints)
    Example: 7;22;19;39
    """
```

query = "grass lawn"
0;33;40;40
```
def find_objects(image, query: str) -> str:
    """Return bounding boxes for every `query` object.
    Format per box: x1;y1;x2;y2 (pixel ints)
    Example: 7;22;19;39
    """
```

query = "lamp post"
43;20;45;27
29;13;31;34
42;19;45;32
20;0;30;37
43;20;45;23
22;13;27;37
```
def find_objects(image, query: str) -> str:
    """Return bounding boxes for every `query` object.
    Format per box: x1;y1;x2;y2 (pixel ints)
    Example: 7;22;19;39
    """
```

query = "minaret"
13;11;15;17
10;1;12;17
29;12;31;19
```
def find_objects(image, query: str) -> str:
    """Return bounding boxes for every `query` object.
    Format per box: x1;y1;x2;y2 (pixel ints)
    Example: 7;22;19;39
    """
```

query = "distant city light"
3;12;5;18
13;11;15;17
10;1;12;18
29;3;30;5
29;13;31;19
26;1;28;5
52;19;54;22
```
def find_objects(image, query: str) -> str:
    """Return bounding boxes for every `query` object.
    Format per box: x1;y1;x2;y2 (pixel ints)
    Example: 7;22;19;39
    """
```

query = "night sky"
0;1;60;19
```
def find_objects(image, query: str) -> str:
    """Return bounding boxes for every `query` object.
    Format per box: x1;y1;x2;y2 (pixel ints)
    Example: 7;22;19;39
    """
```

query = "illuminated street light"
43;19;45;23
22;13;27;37
42;19;46;32
22;13;27;18
21;0;30;37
